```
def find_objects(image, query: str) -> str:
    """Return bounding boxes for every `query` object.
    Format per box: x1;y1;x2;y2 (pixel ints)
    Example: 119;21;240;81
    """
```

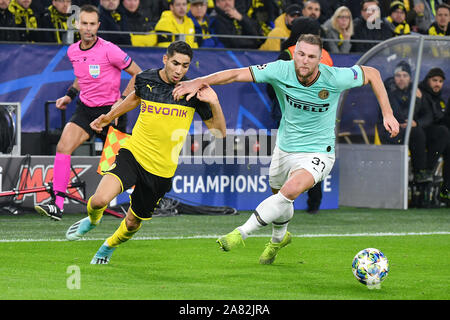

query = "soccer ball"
352;248;389;288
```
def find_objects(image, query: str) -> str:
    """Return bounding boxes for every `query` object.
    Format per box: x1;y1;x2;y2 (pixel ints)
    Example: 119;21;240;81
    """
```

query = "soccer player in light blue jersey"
173;34;399;264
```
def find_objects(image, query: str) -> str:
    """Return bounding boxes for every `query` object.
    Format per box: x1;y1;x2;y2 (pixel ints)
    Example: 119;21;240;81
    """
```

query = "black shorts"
69;100;128;142
104;148;172;220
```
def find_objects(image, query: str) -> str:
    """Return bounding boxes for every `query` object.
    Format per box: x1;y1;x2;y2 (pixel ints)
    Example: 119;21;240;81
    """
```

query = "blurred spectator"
152;0;197;48
187;0;217;47
428;3;449;35
443;96;450;202
271;0;301;15
98;0;131;45
73;1;100;5
0;0;20;41
423;0;445;18
279;16;332;64
345;0;365;19
138;0;169;28
29;0;51;15
384;1;411;36
302;0;321;20
246;0;279;37
351;0;393;53
400;1;432;33
321;5;353;53
121;0;152;32
376;61;431;183
209;0;263;49
317;0;346;24
378;1;443;33
38;0;79;44
259;3;301;51
7;0;39;42
417;68;450;196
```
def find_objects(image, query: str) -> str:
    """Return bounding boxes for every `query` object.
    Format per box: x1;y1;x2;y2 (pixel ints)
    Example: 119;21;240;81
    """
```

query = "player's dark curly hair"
167;41;193;61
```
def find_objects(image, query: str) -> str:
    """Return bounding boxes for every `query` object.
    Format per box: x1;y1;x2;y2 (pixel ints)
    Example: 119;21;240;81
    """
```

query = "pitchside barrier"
0;154;339;213
337;35;449;209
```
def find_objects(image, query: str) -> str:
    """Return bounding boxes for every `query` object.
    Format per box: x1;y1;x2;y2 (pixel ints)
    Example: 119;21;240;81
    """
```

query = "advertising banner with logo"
0;44;360;134
0;156;339;212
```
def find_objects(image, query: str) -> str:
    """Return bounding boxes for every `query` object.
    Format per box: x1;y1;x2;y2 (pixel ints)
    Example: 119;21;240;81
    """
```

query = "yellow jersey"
124;69;212;178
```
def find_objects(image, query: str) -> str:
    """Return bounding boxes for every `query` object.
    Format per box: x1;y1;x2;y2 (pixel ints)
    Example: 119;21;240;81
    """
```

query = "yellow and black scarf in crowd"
233;19;243;35
387;16;411;36
8;0;37;29
428;21;449;36
247;0;272;36
48;5;69;44
111;11;121;23
337;32;344;47
198;19;212;41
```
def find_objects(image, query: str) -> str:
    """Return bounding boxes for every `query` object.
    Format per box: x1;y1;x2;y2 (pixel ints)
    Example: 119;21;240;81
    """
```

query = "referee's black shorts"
69;100;128;142
103;148;172;220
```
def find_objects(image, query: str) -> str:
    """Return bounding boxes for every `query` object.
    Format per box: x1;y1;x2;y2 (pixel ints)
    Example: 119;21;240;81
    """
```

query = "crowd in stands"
0;0;448;51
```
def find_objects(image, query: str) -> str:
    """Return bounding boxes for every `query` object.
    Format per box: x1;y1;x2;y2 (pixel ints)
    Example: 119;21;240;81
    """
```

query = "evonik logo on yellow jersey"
140;100;188;118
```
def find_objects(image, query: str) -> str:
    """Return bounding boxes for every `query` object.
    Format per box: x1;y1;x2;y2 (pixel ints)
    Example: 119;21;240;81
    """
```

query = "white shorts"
269;145;335;190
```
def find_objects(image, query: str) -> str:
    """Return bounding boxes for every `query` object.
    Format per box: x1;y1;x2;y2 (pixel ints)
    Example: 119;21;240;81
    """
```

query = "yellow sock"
87;196;107;225
106;219;141;248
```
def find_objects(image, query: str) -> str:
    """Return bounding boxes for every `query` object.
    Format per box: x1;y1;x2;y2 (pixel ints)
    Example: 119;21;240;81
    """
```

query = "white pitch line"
0;231;448;243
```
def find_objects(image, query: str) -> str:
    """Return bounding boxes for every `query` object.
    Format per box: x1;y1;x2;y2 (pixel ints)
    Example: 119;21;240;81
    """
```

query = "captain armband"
66;86;79;100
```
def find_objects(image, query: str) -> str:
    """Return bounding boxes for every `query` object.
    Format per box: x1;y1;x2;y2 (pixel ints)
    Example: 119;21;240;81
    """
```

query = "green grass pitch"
0;207;448;301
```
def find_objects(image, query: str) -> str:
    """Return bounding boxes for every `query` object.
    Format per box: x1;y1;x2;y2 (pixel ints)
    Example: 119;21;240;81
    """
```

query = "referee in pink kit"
35;4;142;221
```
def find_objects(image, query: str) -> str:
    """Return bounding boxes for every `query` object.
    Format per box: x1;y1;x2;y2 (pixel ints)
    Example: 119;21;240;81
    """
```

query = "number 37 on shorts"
306;153;335;183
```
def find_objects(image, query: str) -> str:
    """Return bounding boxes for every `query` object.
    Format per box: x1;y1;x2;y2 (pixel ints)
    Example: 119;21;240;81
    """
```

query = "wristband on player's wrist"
66;87;79;100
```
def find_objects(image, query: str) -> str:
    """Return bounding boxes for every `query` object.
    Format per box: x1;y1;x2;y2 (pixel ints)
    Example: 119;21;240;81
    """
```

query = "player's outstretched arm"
111;61;142;110
361;65;400;138
120;61;142;100
90;91;141;133
197;84;226;138
110;61;142;125
173;67;253;101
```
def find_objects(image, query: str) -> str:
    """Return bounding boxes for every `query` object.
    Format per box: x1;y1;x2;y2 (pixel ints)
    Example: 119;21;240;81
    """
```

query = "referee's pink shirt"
67;37;132;107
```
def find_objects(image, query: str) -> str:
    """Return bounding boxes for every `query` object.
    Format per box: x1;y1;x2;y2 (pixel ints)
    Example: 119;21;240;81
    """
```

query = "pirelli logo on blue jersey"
286;94;330;112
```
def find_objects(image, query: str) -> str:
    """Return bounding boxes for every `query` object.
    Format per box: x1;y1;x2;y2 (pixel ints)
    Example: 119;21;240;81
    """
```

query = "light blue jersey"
250;60;364;154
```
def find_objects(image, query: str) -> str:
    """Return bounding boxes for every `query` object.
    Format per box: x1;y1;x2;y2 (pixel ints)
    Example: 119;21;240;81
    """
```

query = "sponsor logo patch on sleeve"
350;67;358;80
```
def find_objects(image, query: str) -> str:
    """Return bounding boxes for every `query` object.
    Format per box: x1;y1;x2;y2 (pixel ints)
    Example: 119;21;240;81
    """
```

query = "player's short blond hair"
297;34;323;51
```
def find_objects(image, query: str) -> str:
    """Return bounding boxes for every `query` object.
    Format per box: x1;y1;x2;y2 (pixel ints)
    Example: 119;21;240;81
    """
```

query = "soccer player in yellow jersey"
65;41;226;264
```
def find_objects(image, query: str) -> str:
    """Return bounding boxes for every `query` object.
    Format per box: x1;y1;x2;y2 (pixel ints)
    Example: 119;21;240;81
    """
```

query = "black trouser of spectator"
439;132;450;190
408;126;427;173
378;124;427;173
307;182;322;210
424;124;450;173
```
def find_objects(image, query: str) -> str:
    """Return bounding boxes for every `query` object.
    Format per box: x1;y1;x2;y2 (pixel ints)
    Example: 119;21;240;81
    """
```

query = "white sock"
271;223;288;243
238;192;293;239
